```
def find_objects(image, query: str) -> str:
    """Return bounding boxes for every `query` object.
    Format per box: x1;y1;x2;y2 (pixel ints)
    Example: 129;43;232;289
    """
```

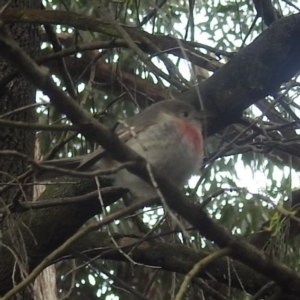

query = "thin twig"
174;248;231;300
0;187;127;213
0;119;77;131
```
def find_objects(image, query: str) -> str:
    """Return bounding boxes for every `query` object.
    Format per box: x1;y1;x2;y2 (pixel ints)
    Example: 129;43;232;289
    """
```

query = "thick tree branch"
182;12;300;134
253;0;279;26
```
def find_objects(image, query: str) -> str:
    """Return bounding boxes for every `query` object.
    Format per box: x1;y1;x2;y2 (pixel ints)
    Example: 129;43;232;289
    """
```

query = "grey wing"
72;107;159;170
75;118;150;171
35;108;158;181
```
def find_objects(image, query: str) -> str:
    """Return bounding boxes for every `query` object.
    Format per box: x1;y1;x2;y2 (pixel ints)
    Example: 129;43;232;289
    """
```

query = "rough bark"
0;0;40;299
0;1;39;203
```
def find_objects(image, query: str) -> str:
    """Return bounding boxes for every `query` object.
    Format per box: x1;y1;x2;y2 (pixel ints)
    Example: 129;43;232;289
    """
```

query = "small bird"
36;100;204;199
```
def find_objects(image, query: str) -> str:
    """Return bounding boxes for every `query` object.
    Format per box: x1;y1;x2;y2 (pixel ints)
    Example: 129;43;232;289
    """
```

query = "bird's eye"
182;111;189;118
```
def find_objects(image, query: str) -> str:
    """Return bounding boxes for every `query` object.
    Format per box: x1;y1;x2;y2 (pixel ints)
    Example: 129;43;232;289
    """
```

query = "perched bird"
36;100;204;199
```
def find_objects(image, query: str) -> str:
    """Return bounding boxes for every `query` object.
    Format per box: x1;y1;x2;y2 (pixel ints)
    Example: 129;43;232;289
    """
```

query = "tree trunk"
0;0;41;299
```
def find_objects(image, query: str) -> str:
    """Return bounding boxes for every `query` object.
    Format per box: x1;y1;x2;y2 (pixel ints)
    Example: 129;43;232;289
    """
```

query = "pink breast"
176;121;203;154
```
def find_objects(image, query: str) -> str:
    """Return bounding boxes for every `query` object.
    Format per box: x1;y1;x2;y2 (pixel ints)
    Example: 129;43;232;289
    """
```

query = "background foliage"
2;0;300;299
37;0;300;299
